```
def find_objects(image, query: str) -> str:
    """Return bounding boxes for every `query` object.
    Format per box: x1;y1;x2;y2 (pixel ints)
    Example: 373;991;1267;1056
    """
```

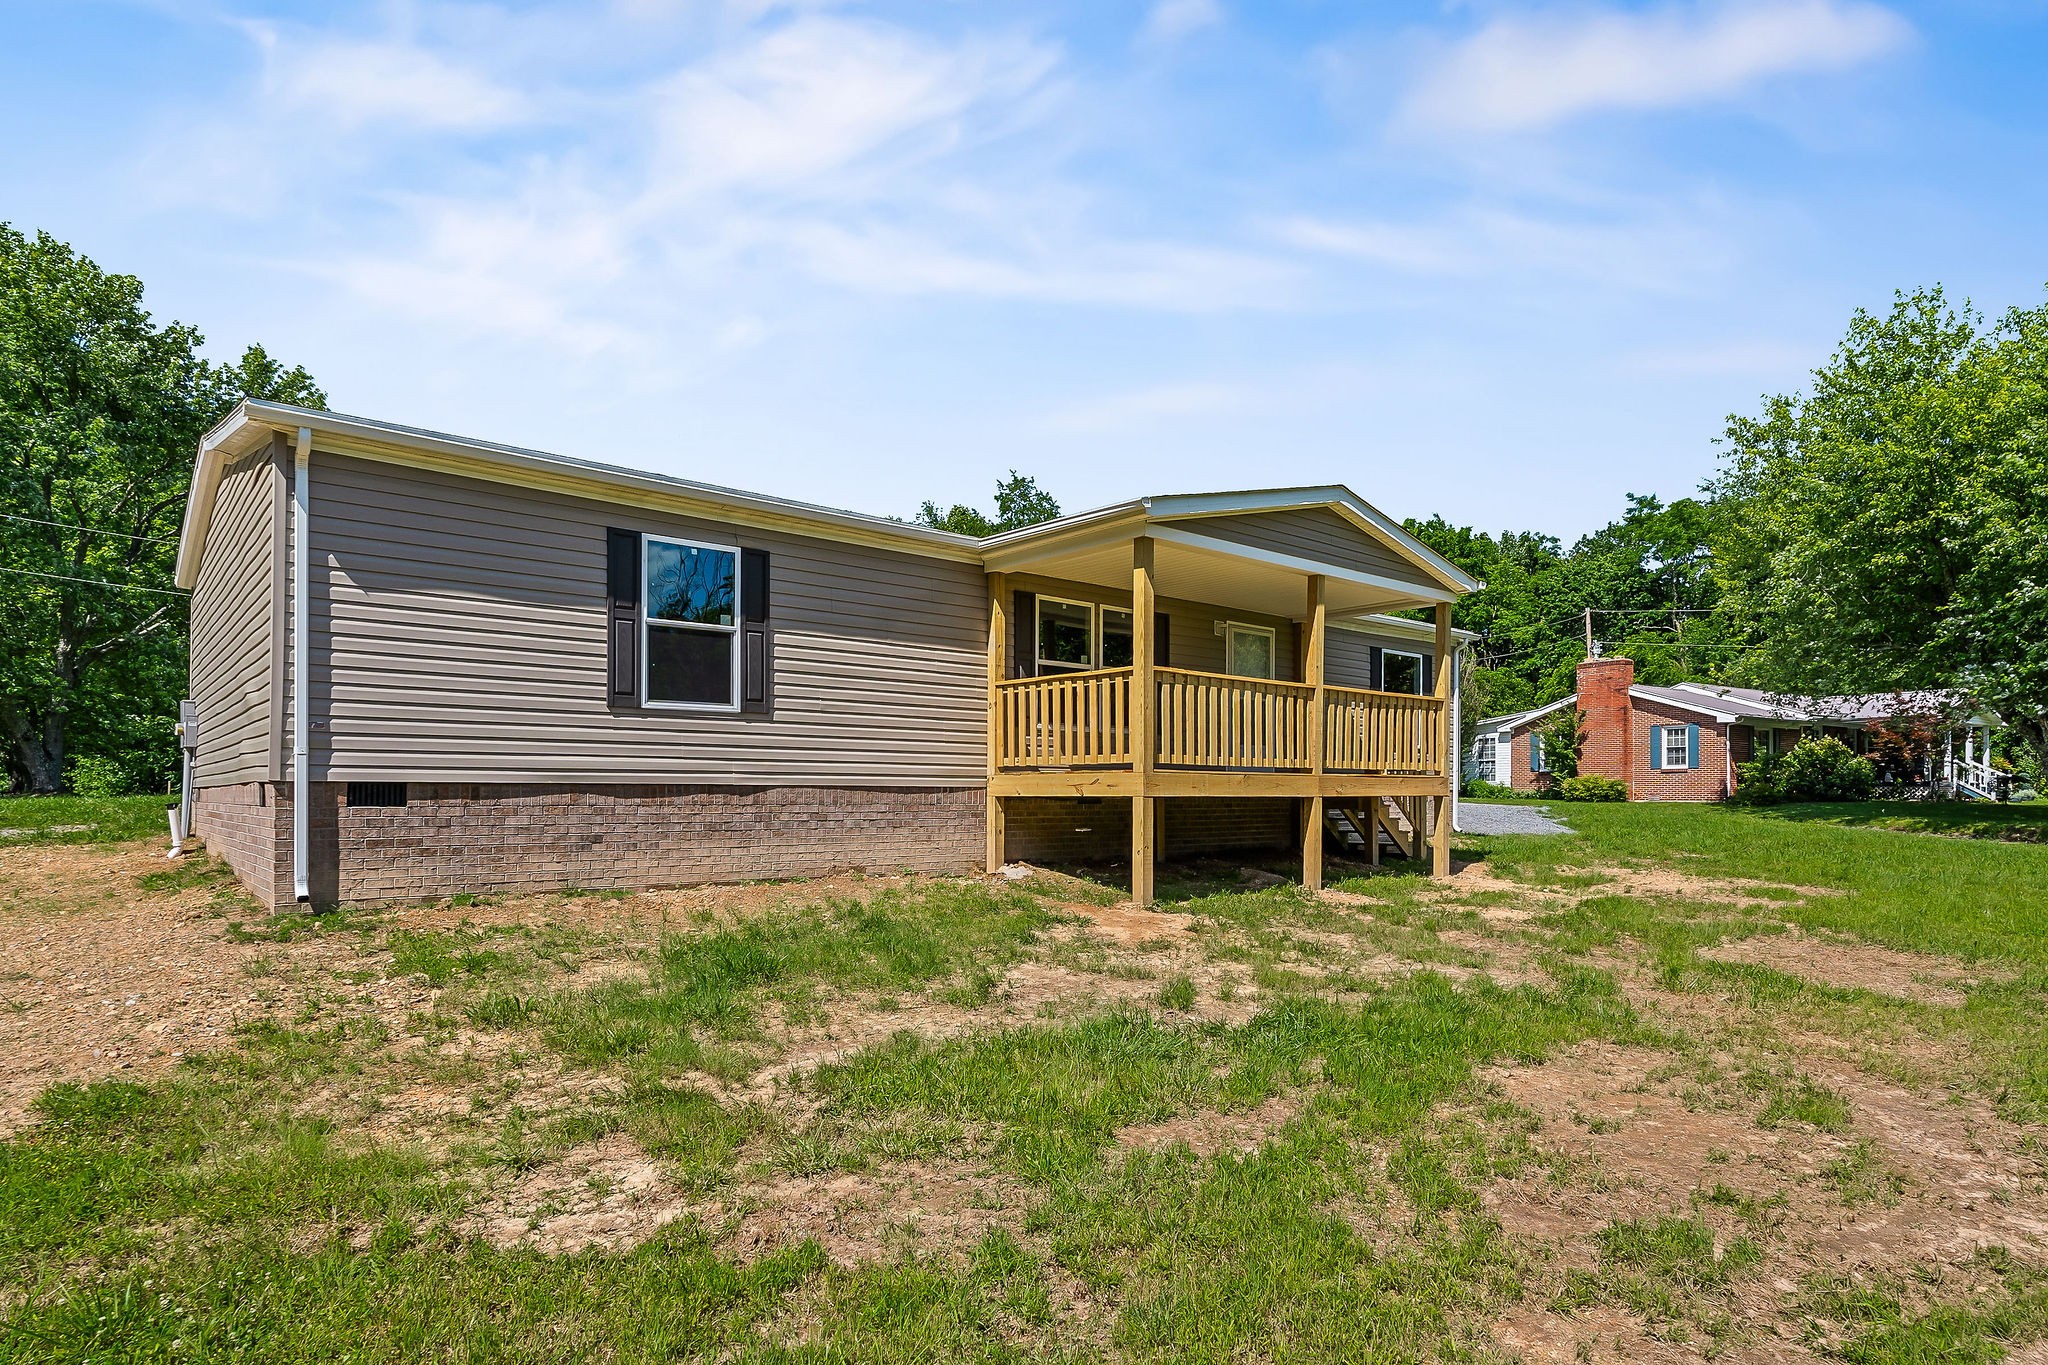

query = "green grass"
1801;1251;2048;1363
0;793;174;846
1754;800;2048;844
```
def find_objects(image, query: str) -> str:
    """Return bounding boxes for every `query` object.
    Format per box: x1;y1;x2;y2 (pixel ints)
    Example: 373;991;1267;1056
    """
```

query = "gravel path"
1457;801;1573;835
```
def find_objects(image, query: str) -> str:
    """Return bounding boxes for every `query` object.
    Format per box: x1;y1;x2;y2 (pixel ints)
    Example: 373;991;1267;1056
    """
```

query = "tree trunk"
1;703;64;793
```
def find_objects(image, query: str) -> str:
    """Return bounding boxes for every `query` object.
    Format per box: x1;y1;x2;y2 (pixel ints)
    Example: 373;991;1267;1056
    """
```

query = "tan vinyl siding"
307;452;988;785
1325;627;1375;689
190;443;280;786
1179;507;1432;588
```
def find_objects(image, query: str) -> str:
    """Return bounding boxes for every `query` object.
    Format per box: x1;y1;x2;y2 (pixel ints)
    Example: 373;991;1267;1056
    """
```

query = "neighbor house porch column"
1131;538;1157;906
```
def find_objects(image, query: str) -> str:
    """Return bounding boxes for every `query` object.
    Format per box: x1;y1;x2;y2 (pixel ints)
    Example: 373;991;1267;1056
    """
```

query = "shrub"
1780;737;1877;801
1732;738;1875;804
66;754;134;798
1558;775;1627;802
1463;778;1516;799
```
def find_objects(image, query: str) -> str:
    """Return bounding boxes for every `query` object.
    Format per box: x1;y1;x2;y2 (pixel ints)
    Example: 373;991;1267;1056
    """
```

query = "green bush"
1463;778;1516;799
1558;775;1627;802
1732;737;1875;804
66;754;134;798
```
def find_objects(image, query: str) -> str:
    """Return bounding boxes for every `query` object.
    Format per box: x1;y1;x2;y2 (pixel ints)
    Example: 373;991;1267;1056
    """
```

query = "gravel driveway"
1457;801;1573;835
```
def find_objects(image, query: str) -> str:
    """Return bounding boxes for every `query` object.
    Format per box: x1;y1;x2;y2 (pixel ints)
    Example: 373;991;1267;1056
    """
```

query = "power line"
0;565;187;596
0;511;177;545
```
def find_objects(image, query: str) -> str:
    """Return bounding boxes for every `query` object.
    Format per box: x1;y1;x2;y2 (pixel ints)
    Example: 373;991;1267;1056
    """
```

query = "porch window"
1037;596;1096;673
1381;649;1424;695
1224;623;1275;679
644;535;740;708
1101;608;1134;668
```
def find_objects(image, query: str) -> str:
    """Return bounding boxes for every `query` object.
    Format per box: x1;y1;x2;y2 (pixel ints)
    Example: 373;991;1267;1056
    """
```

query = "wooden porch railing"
1323;685;1443;774
1155;667;1314;771
994;670;1447;776
994;667;1134;768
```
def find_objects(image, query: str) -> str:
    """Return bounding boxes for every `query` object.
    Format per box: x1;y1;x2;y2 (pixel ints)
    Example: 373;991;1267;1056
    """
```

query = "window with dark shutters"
741;547;770;713
605;528;640;705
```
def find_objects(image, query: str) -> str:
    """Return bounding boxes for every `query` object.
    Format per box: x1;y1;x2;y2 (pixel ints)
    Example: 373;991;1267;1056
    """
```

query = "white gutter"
291;426;311;904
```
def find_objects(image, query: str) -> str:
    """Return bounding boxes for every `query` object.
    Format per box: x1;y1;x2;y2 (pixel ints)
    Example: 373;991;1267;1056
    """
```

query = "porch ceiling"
1003;531;1441;619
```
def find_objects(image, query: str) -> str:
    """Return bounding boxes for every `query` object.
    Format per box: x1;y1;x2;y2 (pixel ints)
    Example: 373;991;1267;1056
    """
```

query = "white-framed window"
1381;649;1425;695
1036;595;1097;673
1101;607;1135;668
643;534;741;710
1472;734;1498;783
1224;622;1276;679
1660;725;1691;769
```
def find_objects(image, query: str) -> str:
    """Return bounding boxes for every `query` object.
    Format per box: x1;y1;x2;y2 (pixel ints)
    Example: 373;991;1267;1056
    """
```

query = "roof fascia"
1332;613;1480;644
1629;688;1738;723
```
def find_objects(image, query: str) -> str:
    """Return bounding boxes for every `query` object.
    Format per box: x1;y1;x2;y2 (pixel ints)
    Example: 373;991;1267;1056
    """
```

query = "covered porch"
978;492;1472;905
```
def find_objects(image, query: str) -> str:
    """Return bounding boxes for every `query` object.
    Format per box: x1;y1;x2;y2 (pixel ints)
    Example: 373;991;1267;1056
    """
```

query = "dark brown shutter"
1154;612;1170;667
1012;591;1036;678
1421;652;1435;694
1368;646;1383;691
606;528;640;705
741;547;770;714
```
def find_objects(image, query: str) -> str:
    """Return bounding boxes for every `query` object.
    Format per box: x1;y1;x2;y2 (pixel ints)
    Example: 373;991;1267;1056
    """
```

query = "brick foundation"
192;782;1313;909
1001;797;1297;866
195;781;984;909
190;781;291;907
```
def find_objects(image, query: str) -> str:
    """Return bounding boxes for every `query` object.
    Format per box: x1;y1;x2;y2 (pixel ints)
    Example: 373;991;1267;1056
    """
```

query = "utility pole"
1584;607;1594;659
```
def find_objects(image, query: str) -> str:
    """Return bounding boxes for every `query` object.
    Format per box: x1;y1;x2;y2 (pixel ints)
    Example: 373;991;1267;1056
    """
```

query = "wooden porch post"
986;572;1007;875
1131;538;1157;907
1303;575;1327;893
1431;603;1453;878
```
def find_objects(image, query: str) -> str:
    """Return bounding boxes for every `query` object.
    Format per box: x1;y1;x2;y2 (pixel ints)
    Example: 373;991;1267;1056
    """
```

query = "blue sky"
5;0;2044;539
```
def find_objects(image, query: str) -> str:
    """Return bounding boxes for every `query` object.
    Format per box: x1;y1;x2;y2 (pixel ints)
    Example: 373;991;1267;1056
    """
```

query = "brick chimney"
1575;655;1635;790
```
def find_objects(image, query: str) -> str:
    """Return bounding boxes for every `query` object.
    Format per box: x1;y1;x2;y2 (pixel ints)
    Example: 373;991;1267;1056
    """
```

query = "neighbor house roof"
1476;683;1982;735
176;401;1481;607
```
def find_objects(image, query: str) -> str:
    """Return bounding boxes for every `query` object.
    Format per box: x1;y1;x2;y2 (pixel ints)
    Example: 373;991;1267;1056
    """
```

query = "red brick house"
1466;657;1995;802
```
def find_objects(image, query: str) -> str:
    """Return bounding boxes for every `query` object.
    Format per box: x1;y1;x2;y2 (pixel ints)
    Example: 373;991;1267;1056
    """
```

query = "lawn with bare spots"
10;797;2048;1363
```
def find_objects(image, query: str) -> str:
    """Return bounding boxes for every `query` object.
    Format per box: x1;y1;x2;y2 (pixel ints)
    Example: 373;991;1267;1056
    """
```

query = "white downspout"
1450;642;1463;833
291;426;311;904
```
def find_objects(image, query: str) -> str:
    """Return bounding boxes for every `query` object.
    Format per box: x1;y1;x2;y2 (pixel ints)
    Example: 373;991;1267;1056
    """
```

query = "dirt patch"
1475;1038;2048;1358
0;842;347;1135
729;1160;1035;1266
1060;899;1194;947
1115;1090;1304;1157
461;1133;689;1254
1442;860;1837;912
1700;928;1984;1007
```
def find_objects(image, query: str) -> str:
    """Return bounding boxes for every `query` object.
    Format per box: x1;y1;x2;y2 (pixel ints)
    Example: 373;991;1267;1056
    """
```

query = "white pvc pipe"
166;807;184;858
291;426;311;903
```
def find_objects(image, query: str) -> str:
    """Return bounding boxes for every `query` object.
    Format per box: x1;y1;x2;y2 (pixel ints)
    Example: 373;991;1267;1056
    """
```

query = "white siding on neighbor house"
1178;507;1428;585
304;452;990;785
189;442;282;786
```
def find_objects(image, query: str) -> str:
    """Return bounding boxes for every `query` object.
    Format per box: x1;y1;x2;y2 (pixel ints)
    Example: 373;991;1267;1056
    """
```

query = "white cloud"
1400;0;1912;135
1141;0;1224;46
1275;203;1736;293
651;18;1057;194
248;24;531;132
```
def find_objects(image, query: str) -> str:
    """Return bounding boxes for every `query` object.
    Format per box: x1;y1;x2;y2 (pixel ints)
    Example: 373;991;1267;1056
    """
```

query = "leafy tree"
1713;286;2048;775
0;226;323;792
916;472;1060;537
1409;494;1733;722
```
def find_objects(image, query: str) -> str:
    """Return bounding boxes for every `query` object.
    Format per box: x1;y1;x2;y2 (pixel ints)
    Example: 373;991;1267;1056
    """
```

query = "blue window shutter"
1530;734;1544;773
1687;724;1700;770
1650;727;1663;770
